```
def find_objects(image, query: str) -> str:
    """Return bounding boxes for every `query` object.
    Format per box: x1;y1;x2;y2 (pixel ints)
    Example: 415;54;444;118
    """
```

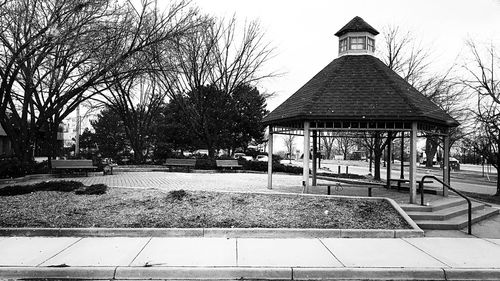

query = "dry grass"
0;187;410;229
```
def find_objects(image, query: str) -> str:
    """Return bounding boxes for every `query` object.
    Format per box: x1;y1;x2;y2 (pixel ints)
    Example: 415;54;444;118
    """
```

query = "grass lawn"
0;187;411;229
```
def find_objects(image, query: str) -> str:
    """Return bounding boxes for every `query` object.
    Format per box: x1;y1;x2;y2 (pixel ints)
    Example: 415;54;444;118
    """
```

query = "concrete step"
415;207;499;230
406;202;484;220
401;197;466;212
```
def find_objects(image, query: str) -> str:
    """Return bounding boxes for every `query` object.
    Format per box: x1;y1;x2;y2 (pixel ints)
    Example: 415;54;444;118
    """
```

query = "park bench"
163;158;197;172
51;159;97;176
388;178;433;191
216;160;242;170
313;183;376;197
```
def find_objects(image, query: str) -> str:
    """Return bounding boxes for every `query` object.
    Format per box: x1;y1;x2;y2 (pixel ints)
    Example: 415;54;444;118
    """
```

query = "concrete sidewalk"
1;236;500;280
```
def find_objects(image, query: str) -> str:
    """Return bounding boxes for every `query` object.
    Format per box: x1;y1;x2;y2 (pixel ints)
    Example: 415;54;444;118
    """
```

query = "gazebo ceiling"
263;55;459;129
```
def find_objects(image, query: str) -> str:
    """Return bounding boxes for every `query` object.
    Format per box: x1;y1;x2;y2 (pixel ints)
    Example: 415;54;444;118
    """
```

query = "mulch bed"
0;187;411;229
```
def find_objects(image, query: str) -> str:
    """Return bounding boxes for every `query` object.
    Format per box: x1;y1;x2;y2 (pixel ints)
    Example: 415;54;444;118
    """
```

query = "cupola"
335;16;379;56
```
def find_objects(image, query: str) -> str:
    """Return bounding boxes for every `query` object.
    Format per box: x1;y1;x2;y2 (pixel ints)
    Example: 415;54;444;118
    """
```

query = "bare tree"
98;70;166;163
336;135;354;160
419;72;469;166
283;135;295;163
462;41;500;195
379;25;431;88
0;0;197;167
154;15;276;158
362;132;391;180
321;133;335;160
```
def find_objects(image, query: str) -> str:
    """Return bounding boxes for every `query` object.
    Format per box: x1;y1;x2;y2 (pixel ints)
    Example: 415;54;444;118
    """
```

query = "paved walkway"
1;236;500;280
7;171;445;205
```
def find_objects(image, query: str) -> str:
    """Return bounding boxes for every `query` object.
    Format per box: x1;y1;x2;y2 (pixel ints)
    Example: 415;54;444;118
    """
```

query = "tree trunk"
425;136;439;167
131;135;145;163
369;147;373;174
373;135;382;180
496;166;500;196
496;152;500;196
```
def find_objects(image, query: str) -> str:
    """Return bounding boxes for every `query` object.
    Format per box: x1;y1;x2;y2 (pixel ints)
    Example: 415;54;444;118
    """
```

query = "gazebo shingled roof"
334;16;379;37
262;55;458;129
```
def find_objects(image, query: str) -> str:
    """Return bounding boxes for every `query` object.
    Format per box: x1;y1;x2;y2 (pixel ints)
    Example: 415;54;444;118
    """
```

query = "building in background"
0;125;12;156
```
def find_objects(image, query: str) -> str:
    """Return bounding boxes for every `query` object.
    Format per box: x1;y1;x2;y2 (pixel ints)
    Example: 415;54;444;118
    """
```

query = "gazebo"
263;16;458;204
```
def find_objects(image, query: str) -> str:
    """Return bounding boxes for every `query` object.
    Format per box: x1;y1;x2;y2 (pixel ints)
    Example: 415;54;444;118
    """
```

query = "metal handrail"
419;175;472;235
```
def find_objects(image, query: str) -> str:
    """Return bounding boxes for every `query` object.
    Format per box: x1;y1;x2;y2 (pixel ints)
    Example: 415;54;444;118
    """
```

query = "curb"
1;267;500;280
293;267;446;280
444;268;500;280
0;267;116;279
115;267;291;280
0;227;423;238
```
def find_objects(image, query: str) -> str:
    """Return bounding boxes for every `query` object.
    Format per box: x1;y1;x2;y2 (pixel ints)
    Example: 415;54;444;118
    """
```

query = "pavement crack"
318;238;345;267
128;237;153;266
36;237;83;267
401;238;451;268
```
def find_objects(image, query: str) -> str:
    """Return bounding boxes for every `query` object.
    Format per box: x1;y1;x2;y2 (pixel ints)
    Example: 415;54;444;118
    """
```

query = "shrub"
0;158;25;178
240;160;303;174
194;159;216;170
75;184;108;195
35;180;84;192
167;189;188;201
0;185;37;196
0;180;84;196
217;154;233;160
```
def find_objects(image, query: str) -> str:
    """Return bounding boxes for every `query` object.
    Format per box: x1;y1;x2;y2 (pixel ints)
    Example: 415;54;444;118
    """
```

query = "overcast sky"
194;0;500;111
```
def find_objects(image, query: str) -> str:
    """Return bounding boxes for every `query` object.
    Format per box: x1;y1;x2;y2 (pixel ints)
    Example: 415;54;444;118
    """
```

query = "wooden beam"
443;134;450;197
386;133;392;189
267;127;273;189
303;121;310;193
312;131;317;186
409;122;417;204
400;132;405;179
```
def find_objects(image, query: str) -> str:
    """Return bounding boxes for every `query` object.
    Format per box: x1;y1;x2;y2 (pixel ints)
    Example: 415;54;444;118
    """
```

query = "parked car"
256;155;269;162
445;157;460;171
234;152;253;161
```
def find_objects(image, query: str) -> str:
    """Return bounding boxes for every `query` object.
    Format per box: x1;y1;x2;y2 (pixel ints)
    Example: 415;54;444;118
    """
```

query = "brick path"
11;171;444;205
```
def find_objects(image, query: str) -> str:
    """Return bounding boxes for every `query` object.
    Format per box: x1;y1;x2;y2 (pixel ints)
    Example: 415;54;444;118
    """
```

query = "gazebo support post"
409;122;418;204
443;133;450;197
400;132;405;179
267;126;273;189
312;131;317;186
318;135;321;169
386;133;392;189
303;121;310;192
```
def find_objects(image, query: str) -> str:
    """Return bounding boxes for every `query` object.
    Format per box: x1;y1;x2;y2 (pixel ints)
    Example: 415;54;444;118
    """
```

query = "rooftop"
263;55;458;128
